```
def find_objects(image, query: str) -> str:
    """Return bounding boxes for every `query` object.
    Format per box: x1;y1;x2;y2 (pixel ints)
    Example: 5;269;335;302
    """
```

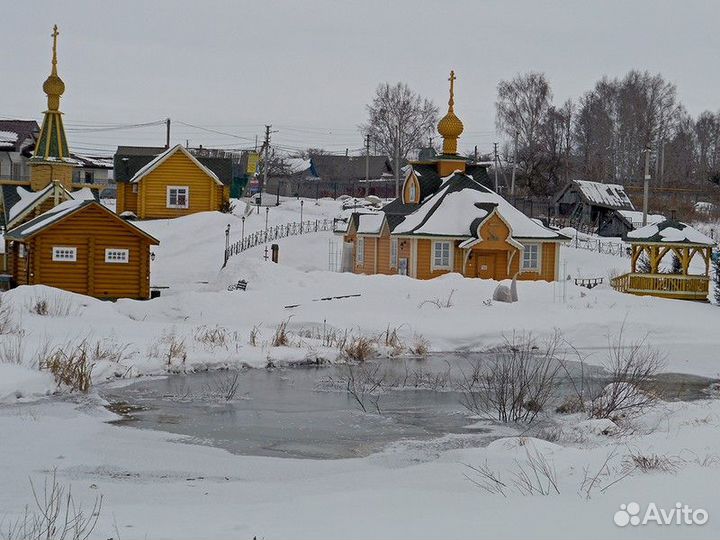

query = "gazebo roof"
625;219;715;246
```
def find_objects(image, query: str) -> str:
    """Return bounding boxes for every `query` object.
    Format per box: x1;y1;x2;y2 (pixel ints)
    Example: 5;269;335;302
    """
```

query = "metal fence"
224;218;334;265
568;233;629;258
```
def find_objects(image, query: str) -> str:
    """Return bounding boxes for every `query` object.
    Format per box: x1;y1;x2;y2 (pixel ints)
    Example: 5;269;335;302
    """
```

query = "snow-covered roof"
0;130;18;148
626;220;716;245
285;158;312;175
5;199;159;244
6;184;98;227
393;173;563;240
72;153;114;169
617;210;665;228
357;213;385;235
574;180;635;210
129;144;221;185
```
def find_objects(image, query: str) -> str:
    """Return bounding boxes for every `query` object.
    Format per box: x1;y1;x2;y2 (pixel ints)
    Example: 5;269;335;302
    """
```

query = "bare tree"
361;82;438;159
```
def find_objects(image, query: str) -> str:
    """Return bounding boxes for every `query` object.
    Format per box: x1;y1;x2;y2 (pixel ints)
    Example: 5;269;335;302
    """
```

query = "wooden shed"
4;199;159;299
115;144;230;219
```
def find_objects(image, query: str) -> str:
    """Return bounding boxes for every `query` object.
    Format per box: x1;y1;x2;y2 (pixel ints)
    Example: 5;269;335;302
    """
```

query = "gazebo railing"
611;272;709;300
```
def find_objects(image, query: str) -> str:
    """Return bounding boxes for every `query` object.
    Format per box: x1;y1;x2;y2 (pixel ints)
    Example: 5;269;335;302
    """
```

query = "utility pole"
659;140;666;188
259;124;273;212
493;142;499;192
474;145;478;163
364;133;371;197
395;124;400;199
165;118;171;149
511;130;519;197
642;144;652;226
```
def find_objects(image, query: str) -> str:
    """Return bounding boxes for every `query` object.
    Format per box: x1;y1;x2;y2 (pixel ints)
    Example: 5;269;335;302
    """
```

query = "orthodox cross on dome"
51;25;59;72
448;70;456;111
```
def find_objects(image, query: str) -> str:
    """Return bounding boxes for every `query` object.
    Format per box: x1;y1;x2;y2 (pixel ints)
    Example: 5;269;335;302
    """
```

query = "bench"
574;277;604;289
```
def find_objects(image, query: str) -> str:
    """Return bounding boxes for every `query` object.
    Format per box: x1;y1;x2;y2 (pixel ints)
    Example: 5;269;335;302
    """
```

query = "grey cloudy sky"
2;0;718;156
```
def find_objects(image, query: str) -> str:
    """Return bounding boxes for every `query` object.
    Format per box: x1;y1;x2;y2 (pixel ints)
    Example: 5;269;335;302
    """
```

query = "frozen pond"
100;355;718;460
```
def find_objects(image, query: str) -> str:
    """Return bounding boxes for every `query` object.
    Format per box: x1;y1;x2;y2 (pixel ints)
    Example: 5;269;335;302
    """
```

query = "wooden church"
3;26;159;300
341;72;567;282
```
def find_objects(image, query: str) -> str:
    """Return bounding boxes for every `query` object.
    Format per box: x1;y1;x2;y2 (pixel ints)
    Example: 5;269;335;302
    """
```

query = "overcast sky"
2;0;718;157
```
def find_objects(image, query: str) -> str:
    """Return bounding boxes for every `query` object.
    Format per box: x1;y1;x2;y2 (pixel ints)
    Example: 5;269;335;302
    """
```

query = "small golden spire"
437;70;464;155
448;70;456;112
51;25;59;76
43;24;65;111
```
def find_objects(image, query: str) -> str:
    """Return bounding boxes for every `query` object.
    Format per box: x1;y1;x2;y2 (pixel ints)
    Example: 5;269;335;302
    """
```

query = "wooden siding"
12;205;152;299
30;164;73;191
135;152;226;219
116;183;139;215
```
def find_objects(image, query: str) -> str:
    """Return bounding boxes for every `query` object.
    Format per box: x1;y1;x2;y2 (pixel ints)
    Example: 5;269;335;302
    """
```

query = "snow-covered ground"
1;197;719;539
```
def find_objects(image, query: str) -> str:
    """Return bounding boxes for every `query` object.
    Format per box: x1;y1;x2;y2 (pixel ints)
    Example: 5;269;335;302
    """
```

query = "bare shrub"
418;289;456;309
1;470;102;540
465;446;559;497
464;462;508;496
555;396;585;414
622;451;680;474
39;341;94;392
589;333;664;420
337;362;386;413
458;332;562;424
343;335;376;362
272;318;291;347
408;334;429;356
207;371;241;401
511;447;560;495
193;325;229;350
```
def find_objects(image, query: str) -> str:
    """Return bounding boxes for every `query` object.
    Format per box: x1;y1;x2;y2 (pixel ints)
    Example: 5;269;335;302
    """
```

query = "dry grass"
343;335;376;362
0;294;18;334
271;318;292;347
0;333;25;365
193;325;231;350
248;324;261;346
39;340;94;392
622;451;681;474
408;334;430;356
148;330;187;367
27;294;79;317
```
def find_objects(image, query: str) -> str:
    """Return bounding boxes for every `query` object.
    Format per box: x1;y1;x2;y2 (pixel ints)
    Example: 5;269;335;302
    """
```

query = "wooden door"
476;253;496;279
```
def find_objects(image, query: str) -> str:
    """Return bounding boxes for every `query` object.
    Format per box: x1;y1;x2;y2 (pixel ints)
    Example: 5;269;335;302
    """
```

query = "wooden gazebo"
611;220;716;301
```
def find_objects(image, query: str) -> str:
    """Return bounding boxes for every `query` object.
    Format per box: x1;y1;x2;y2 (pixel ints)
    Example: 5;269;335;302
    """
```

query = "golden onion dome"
43;74;65;98
438;110;464;138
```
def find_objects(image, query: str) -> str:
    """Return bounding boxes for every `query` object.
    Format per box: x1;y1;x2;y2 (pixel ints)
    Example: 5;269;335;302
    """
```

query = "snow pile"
628;220;716;245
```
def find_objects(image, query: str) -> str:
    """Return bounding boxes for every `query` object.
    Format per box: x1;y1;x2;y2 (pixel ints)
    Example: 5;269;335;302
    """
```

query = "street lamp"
223;223;231;268
265;207;269;232
300;199;304;232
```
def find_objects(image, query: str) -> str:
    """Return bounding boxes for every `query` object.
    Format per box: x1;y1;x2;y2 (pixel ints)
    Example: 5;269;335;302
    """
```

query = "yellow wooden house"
115;144;230;219
341;71;567;282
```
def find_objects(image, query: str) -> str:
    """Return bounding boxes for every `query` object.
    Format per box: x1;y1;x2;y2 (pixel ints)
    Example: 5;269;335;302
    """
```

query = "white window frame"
18;243;26;259
390;237;398;268
105;248;129;264
132;184;138;194
431;240;453;271
521;243;541;272
166;186;189;209
356;237;365;266
52;246;77;262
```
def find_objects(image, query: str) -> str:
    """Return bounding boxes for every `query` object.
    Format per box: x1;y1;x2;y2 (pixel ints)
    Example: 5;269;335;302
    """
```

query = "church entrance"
474;250;508;280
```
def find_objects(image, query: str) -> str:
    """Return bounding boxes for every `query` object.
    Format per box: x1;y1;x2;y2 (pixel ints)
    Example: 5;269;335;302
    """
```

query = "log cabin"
4;199;159;299
340;71;568;282
114;144;231;219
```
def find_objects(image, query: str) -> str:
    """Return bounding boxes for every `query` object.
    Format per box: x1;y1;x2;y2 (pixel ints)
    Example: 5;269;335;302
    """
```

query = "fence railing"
611;272;709;300
224;218;334;265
